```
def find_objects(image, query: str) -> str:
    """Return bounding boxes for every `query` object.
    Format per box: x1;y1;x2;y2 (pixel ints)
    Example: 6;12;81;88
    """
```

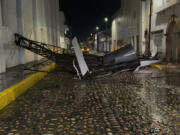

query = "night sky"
60;0;121;39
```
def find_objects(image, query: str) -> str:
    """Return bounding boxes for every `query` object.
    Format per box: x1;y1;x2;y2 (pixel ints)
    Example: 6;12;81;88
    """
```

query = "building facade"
112;0;180;62
151;0;180;61
0;0;66;73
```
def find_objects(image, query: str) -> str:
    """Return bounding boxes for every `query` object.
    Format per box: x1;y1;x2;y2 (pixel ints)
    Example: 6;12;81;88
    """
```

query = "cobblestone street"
0;69;180;135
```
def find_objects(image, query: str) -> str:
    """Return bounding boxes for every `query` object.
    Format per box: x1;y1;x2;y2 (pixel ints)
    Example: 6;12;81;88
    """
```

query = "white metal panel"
72;37;89;76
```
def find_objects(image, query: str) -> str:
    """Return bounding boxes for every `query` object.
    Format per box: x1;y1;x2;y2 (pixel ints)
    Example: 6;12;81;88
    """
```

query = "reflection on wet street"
0;70;179;135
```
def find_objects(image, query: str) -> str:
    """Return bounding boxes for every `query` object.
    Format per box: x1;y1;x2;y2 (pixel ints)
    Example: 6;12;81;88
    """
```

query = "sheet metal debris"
72;37;89;76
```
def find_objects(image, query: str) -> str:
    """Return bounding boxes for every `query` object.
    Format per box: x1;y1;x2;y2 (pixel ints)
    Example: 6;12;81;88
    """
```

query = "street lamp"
104;17;108;22
104;17;108;52
95;26;99;52
104;17;108;34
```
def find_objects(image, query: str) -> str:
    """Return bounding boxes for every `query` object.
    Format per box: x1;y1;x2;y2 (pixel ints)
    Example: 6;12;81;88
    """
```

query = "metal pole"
148;0;152;56
106;22;108;52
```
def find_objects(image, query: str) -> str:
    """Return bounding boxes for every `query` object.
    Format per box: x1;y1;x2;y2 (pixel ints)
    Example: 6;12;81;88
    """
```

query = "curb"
150;64;162;70
0;63;56;110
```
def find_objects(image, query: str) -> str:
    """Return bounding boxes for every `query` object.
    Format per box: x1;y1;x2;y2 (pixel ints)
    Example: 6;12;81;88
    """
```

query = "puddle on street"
135;70;180;133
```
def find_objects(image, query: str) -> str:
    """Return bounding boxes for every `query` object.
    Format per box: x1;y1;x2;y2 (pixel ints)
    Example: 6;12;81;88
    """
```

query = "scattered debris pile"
15;34;160;79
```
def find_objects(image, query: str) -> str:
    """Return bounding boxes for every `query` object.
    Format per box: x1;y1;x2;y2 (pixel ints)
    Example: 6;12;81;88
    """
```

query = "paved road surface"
0;69;179;135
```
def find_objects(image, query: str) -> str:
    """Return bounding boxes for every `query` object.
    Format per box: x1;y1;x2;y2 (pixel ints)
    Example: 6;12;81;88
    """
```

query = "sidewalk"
152;62;180;73
0;59;52;92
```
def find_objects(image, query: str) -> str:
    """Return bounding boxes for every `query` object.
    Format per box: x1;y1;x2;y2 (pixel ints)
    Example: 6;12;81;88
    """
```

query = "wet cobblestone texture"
0;69;180;135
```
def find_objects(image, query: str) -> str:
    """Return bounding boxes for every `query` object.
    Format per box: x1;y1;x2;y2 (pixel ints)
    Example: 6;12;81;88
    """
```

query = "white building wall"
139;0;150;54
111;0;141;52
56;0;60;47
2;0;20;68
54;0;59;46
0;0;5;73
44;0;52;44
0;0;66;73
112;19;118;51
59;12;66;48
22;0;36;63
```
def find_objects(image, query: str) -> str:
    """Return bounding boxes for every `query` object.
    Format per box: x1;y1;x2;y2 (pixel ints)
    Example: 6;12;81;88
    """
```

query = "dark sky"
60;0;121;39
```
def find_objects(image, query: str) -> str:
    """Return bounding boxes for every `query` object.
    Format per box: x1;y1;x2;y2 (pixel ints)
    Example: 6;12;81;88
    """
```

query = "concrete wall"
0;0;5;73
1;0;20;69
0;0;66;73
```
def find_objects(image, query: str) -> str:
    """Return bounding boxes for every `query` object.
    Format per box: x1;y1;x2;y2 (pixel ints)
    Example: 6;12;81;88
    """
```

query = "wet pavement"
0;68;180;135
0;59;52;92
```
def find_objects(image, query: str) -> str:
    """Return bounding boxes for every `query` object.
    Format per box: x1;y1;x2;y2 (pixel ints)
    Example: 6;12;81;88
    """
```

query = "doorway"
166;15;180;62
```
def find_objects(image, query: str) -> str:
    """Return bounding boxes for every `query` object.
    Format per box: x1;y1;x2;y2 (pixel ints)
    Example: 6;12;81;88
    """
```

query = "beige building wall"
0;0;66;73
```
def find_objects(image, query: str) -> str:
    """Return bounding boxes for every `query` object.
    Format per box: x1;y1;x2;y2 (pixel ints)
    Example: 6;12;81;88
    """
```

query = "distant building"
95;29;111;53
112;0;180;62
59;12;67;49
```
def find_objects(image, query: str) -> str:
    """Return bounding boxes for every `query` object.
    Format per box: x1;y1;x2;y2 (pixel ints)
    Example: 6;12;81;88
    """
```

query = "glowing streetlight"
96;26;99;31
104;17;108;22
104;17;108;33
